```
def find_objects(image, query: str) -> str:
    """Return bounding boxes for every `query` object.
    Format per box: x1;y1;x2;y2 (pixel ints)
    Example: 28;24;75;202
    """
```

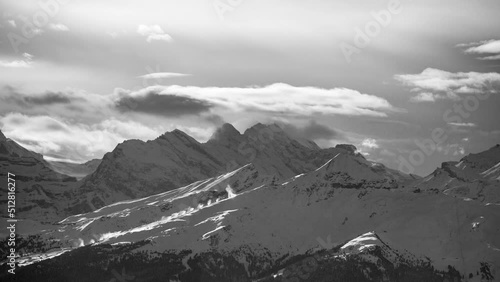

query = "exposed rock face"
335;144;358;154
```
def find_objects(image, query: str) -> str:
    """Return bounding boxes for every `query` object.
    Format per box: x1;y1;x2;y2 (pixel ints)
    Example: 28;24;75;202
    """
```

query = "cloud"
409;92;440;103
280;121;341;141
7;20;16;27
49;23;69;31
479;54;500;60
448;122;476;127
458;39;500;60
114;88;213;117
3;90;75;107
108;31;119;39
137;25;172;42
0;53;34;68
25;92;73;105
138;72;191;80
0;60;31;68
395;68;500;101
0;86;113;124
0;113;160;162
131;83;397;117
0;83;398;162
379;149;396;157
361;138;379;149
436;143;465;156
204;114;226;126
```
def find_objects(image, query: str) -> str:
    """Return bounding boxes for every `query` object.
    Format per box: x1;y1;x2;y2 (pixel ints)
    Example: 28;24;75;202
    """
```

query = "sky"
0;0;499;176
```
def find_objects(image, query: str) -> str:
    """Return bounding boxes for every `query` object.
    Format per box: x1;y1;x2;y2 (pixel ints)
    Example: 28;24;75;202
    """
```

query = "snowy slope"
415;144;500;204
257;231;454;282
7;151;499;281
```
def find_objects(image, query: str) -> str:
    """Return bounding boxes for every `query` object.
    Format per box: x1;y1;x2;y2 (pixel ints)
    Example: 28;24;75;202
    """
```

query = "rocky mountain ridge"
414;144;500;203
3;150;498;281
69;123;367;215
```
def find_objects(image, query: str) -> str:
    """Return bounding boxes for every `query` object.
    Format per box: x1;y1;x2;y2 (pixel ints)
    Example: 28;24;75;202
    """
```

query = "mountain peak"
209;123;241;141
457;144;500;171
245;122;282;132
335;144;357;154
243;123;287;139
157;128;199;145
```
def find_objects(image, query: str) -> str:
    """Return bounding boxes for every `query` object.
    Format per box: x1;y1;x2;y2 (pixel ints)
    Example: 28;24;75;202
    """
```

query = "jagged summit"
243;122;286;137
0;131;44;160
72;122;348;212
242;122;305;149
156;128;199;145
335;144;357;154
208;123;242;145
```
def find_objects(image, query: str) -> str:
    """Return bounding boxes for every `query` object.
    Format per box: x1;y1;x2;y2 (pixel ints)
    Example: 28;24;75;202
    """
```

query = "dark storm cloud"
1;86;74;107
24;92;73;105
114;89;213;117
280;121;341;141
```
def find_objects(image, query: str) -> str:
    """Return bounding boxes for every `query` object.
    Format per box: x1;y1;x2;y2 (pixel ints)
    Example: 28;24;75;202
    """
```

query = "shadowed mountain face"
0;130;78;223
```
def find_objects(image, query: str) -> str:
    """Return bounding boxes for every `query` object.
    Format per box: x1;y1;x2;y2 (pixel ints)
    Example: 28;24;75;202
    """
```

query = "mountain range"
0;123;499;281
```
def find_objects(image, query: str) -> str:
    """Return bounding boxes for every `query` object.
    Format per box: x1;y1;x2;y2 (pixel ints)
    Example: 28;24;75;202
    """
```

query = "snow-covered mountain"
2;125;499;281
69;123;353;214
3;147;498;281
414;144;500;204
0;123;347;222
